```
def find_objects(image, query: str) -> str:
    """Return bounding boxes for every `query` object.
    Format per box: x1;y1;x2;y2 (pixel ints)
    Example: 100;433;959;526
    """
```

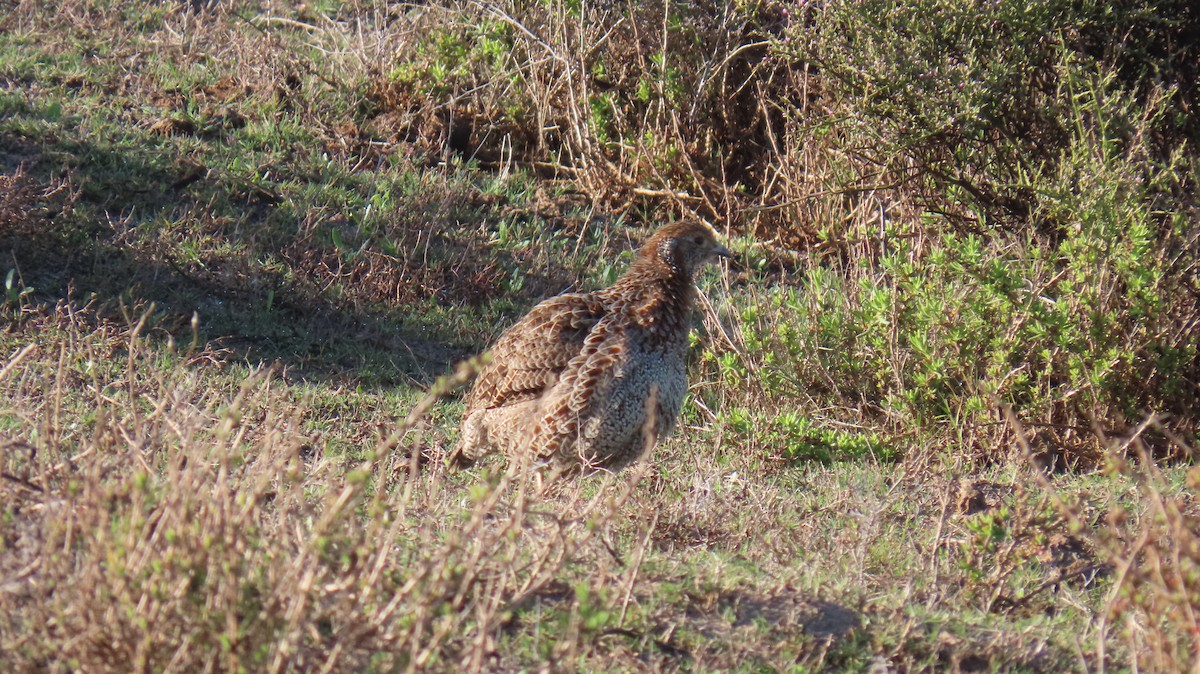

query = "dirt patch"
686;588;859;641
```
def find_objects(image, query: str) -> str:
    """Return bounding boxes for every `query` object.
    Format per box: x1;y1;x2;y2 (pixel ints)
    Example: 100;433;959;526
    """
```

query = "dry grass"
0;302;670;672
1078;438;1200;672
6;303;1175;673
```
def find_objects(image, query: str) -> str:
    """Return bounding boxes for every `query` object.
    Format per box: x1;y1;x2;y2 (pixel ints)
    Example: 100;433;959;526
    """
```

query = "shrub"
723;3;1199;460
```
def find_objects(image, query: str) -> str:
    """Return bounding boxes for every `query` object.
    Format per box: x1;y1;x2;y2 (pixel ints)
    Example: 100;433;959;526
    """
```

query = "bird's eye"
692;235;705;244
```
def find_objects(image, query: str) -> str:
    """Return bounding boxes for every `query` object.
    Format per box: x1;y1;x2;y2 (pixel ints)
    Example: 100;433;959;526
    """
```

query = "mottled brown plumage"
453;221;731;471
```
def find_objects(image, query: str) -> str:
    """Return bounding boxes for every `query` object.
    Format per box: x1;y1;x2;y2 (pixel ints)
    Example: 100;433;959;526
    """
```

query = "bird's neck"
609;262;696;343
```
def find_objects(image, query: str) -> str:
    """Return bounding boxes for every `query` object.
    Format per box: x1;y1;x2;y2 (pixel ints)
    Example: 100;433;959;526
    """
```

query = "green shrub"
736;53;1197;458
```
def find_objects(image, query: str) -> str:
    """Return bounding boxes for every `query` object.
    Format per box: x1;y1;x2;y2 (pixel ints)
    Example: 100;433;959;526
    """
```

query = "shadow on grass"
0;93;539;386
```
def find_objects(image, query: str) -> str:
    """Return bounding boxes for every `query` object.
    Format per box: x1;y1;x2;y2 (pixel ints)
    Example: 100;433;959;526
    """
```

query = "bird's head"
644;221;733;278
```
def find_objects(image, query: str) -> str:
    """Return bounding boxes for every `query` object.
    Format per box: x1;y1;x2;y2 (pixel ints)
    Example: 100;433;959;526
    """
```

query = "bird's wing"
530;312;635;461
465;293;607;410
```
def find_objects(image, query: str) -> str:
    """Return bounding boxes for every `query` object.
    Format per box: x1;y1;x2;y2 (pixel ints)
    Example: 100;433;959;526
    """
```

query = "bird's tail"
447;442;476;469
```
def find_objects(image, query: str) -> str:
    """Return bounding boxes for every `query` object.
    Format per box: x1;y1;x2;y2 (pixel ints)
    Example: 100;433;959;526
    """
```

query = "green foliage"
3;269;33;310
798;0;1069;211
733;17;1198;457
387;20;516;98
956;488;1080;612
722;407;892;463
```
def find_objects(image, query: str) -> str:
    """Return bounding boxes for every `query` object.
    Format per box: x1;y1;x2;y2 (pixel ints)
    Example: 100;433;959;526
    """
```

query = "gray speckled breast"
575;337;689;469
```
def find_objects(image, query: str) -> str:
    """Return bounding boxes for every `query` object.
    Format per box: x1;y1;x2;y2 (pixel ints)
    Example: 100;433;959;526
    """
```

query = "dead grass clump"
0;170;40;234
0;168;77;250
1091;436;1200;672
281;239;504;309
1003;411;1200;672
368;0;791;227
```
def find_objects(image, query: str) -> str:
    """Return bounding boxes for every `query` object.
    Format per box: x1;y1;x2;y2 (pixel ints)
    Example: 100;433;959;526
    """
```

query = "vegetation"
1;0;1197;672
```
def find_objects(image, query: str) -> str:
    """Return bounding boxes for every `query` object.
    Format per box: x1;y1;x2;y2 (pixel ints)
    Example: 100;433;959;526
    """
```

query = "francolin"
452;221;731;472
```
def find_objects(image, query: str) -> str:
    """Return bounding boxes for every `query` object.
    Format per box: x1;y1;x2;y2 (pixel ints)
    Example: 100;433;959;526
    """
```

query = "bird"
452;220;731;472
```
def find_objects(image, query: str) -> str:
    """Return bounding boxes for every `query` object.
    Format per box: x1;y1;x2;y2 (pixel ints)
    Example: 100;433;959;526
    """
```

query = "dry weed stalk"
1007;408;1200;672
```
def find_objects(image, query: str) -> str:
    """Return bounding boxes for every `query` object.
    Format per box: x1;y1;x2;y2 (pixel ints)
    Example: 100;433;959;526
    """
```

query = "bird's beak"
713;244;733;260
